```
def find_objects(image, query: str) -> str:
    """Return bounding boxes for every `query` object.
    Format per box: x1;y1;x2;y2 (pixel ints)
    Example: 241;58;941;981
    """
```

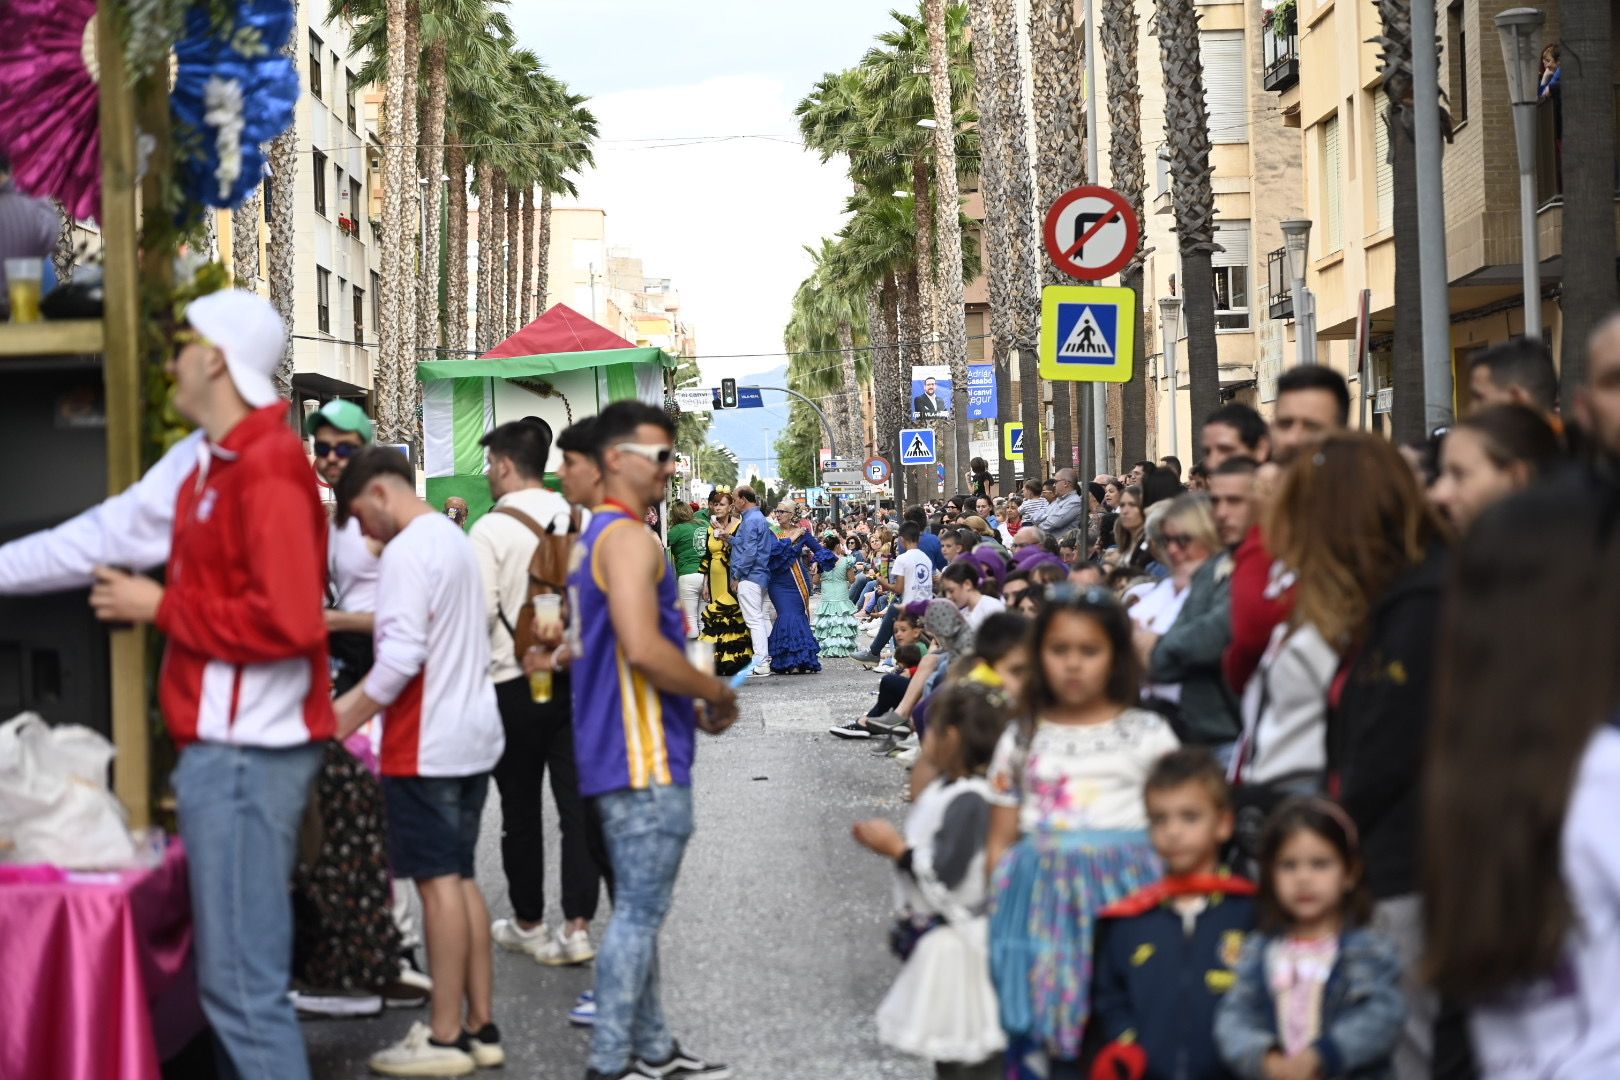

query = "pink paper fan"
0;0;103;221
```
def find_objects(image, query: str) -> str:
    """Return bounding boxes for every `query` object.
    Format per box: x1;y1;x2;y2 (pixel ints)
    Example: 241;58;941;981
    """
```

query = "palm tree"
924;0;972;489
1153;0;1222;443
1557;1;1616;389
1372;0;1424;443
982;0;1045;488
1030;0;1083;470
371;0;419;441
841;189;917;505
268;0;300;398
232;189;261;287
1099;0;1148;464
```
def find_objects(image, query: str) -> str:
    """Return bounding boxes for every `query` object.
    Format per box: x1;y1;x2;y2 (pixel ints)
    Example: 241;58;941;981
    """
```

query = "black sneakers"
636;1044;733;1080
829;720;874;739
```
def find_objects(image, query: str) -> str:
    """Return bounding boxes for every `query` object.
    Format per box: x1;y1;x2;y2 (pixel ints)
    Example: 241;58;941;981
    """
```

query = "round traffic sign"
863;457;891;486
1042;185;1140;281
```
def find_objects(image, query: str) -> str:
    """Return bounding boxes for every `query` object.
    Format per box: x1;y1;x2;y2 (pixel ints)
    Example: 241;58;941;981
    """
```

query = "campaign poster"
909;364;952;419
966;362;997;419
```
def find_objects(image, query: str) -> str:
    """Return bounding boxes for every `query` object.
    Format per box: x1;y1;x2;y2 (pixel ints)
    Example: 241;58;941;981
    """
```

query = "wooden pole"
96;0;150;827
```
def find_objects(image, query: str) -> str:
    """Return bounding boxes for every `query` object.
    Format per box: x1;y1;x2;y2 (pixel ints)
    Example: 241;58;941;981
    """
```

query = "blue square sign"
899;427;936;465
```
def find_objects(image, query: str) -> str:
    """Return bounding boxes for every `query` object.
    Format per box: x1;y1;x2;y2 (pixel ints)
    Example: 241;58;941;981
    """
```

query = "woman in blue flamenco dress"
766;524;837;674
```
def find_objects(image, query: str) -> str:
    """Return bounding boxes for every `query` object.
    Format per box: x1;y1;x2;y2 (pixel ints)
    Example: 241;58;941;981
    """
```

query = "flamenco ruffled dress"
812;553;860;658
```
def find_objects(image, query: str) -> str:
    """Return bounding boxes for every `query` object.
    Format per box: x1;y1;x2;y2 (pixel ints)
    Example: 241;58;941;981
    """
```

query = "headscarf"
1012;544;1066;575
964;545;1008;587
922;598;975;657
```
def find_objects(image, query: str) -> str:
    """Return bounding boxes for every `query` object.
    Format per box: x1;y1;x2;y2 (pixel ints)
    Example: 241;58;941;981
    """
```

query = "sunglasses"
613;441;674;465
1047;583;1117;606
314;440;361;459
1162;532;1193;548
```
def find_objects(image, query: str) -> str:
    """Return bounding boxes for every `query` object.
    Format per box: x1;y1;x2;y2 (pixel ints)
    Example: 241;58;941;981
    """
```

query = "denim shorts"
381;773;489;881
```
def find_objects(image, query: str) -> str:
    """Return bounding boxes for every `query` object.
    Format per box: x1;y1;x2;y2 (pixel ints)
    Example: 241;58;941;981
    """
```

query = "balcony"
1262;19;1299;93
1267;248;1294;320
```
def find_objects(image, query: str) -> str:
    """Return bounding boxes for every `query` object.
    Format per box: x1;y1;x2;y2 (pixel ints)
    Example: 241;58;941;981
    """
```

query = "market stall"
418;302;675;523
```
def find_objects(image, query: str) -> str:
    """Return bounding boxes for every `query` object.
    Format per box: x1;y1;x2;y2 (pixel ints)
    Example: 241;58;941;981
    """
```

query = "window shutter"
1201;31;1248;144
1156;146;1171;195
1212;220;1250;268
1373;96;1394;231
1323;115;1344;251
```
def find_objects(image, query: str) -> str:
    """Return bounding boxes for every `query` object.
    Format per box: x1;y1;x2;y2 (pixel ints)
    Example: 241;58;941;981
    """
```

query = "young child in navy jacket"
1092;749;1257;1080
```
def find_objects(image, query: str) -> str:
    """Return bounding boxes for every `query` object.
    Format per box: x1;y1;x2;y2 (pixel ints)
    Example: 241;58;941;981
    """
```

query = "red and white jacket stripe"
153;403;335;747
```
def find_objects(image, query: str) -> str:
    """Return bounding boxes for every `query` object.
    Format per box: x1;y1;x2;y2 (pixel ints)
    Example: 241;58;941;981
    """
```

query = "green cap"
305;399;375;443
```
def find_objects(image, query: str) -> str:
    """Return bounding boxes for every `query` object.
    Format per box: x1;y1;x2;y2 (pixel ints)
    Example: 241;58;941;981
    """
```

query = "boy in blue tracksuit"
1091;749;1257;1080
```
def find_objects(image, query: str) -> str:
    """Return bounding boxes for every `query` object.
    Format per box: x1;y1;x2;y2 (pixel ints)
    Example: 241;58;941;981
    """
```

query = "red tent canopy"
480;303;637;359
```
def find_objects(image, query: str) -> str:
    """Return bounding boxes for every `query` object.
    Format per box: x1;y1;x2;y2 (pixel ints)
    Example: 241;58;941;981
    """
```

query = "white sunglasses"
613;441;674;465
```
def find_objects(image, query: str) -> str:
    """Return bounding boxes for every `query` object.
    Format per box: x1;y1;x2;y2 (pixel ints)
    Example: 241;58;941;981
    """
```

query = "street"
304;657;930;1080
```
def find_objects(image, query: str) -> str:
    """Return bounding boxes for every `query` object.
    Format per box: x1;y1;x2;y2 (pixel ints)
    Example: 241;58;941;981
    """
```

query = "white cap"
183;288;286;408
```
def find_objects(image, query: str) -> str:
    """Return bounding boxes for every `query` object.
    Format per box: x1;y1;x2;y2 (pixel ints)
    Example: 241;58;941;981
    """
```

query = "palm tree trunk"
1556;4;1616;389
475;160;495;353
446;139;468;354
490;174;507;340
376;0;412;440
1154;0;1222;436
1101;0;1148;466
232;188;260;287
1376;0;1424;443
419;38;447;361
519;186;534;326
897;265;923;504
836;319;862;459
505;181;521;336
537;188;553;312
925;0;971;491
400;0;421;442
1032;0;1086;473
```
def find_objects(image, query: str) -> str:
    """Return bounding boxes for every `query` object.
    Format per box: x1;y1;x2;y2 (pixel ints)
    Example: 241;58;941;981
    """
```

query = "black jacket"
1329;545;1446;899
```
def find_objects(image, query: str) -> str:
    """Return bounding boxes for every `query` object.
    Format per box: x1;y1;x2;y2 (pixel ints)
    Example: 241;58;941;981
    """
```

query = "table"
0;842;205;1080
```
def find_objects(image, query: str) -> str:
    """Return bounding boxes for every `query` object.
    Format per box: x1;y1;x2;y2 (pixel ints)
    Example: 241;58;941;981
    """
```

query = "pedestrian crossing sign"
899;427;937;465
1039;284;1136;382
1002;421;1043;463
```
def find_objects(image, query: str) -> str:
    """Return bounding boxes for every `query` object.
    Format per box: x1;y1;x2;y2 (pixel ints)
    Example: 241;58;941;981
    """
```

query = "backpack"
493;504;581;658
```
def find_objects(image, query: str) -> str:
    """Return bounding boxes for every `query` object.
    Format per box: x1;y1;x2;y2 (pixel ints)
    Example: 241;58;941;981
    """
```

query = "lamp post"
1159;295;1183;461
1279;219;1316;365
1495;7;1546;340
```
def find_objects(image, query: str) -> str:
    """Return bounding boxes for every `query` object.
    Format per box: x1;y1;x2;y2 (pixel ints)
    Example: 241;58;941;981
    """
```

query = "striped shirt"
568;505;696;797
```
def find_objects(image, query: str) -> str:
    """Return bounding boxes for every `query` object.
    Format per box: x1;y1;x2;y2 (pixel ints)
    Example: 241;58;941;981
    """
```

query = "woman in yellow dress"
699;492;752;675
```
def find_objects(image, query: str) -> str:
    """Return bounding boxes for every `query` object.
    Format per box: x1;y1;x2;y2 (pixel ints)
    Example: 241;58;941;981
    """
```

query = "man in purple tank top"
566;401;738;1080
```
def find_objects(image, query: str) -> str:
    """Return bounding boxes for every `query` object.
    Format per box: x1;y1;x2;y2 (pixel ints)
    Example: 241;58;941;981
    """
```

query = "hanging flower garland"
171;0;298;211
0;0;104;221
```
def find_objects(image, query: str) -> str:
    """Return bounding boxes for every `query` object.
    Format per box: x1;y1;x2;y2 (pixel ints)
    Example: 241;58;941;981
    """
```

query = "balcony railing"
1267;248;1294;320
1263;20;1299;93
1534;83;1620;208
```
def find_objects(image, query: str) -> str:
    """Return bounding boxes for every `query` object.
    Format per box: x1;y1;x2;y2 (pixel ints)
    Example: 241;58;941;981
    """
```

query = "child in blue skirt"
985;585;1180;1077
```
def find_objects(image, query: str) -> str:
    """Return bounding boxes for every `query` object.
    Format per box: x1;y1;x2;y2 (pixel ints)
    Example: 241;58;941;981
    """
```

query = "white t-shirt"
328;517;379;613
963;594;1006;631
986;709;1179;833
468;485;574;684
364;513;505;778
892;547;935;604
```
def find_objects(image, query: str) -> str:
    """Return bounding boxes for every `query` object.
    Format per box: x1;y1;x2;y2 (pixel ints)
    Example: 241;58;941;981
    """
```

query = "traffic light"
720;378;738;409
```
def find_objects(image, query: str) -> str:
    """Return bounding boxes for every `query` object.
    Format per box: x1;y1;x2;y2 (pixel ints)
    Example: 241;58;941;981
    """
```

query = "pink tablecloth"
0;842;205;1080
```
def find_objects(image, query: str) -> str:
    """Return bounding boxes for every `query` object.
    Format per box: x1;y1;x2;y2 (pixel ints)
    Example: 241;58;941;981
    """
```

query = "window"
966;310;987;360
1446;0;1468;124
1155;146;1171;196
1212;220;1251;330
1201;31;1248;144
1321;114;1343;252
1373;93;1394;231
346;71;358;130
312;150;327;216
353;286;365;345
371;271;381;329
349;178;363;229
316;267;331;334
337;277;347;338
308;31;323;100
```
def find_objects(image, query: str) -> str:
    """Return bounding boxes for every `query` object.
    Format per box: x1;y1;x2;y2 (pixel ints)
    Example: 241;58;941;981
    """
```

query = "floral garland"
171;0;298;211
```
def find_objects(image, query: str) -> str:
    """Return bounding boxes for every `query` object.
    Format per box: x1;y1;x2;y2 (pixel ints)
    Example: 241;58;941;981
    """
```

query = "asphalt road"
304;655;931;1080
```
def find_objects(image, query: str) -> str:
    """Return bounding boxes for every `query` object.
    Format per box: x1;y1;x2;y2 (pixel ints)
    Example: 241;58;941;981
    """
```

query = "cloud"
559;74;853;385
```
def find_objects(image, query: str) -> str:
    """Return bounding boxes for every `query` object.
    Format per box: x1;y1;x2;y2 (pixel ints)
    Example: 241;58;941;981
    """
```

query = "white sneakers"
490;918;595;966
367;1022;474;1077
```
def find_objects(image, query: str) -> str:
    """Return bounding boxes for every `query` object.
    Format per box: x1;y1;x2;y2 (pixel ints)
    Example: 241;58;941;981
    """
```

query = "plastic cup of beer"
528;666;553;704
532;593;563;635
687;638;715;673
5;258;43;324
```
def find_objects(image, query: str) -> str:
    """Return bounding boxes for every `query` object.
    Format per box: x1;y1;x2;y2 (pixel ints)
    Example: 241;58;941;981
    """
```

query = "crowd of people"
825;330;1620;1080
0;282;1617;1080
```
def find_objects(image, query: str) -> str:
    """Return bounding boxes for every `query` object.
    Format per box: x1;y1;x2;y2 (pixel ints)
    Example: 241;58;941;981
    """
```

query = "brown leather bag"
492;505;580;658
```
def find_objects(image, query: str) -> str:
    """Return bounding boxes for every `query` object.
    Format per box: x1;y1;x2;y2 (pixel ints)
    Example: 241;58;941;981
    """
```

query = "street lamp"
1495;7;1546;340
1159;295;1183;461
1279;218;1317;365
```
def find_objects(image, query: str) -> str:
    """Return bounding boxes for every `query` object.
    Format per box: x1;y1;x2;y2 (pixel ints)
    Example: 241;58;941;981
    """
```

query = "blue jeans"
174;741;324;1080
848;573;871;605
867;602;900;656
589;783;694;1074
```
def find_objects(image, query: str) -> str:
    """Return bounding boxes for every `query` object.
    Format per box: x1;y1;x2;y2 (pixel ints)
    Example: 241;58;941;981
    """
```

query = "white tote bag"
0;713;140;869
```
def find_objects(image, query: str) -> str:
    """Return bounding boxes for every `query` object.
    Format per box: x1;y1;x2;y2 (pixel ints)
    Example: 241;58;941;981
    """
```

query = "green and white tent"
419;304;674;522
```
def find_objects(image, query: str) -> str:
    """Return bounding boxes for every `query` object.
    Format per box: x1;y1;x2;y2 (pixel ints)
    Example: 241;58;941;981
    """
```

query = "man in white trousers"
727;485;775;677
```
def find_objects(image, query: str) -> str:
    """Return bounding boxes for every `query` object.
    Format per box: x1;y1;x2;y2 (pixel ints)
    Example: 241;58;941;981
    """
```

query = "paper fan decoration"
0;0;103;221
172;0;299;210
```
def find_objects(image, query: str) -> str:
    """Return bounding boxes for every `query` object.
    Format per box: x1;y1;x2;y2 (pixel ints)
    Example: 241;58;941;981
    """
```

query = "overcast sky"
510;0;900;389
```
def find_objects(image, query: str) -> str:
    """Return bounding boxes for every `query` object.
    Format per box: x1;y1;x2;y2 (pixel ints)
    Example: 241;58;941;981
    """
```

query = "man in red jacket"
89;289;333;1080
